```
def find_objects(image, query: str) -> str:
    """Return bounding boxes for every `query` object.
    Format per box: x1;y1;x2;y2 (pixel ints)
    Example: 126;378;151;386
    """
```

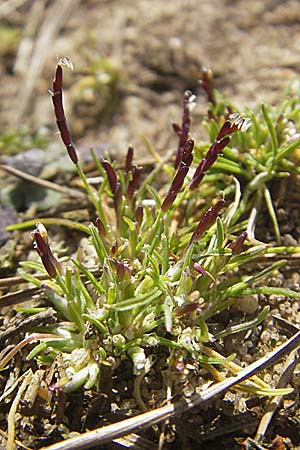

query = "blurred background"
0;0;300;157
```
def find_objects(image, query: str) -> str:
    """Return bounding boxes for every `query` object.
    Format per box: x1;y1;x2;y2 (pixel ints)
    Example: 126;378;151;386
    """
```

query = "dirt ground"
1;0;300;156
1;1;300;449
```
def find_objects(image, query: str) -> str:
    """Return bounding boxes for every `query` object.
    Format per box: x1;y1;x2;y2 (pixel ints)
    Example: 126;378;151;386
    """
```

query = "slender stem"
76;163;106;224
264;186;282;245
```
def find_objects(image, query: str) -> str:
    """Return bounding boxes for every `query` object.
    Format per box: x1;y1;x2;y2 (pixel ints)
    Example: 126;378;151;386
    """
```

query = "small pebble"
243;354;253;364
183;384;195;397
234;294;258;314
261;330;271;344
283;233;298;246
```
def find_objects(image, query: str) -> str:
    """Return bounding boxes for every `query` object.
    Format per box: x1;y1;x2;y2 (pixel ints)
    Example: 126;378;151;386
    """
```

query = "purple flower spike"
114;183;122;212
162;139;194;211
175;302;202;317
172;122;181;136
190;113;250;191
227;231;247;255
101;160;118;194
217;113;251;140
113;259;132;282
95;217;106;238
127;166;141;201
175;90;194;169
216;121;236;141
189;199;225;243
125;146;134;173
111;242;118;256
190;137;230;190
31;222;62;278
52;63;78;165
193;263;207;276
136;206;143;228
199;68;216;106
181;138;194;165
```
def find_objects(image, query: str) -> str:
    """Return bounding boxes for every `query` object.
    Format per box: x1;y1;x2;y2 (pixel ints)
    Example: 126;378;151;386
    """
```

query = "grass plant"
4;60;300;400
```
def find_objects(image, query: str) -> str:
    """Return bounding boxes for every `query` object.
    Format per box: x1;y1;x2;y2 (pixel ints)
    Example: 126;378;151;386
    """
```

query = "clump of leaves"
4;61;300;397
196;69;300;244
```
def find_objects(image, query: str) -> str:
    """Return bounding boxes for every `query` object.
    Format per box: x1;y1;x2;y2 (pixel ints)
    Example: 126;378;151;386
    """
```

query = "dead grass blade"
0;164;88;199
0;0;29;18
13;0;79;126
255;348;299;441
0;286;42;307
7;369;33;450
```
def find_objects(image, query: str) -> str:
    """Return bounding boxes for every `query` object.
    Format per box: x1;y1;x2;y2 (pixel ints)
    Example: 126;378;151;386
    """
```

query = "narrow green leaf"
275;138;300;163
146;185;162;208
264;186;281;245
17;268;44;287
198;353;236;365
82;314;107;334
197;315;210;342
7;218;90;233
262;103;278;157
122;216;136;232
72;258;104;294
240;287;300;298
108;288;161;312
161;233;170;274
216;217;224;249
215;306;270;339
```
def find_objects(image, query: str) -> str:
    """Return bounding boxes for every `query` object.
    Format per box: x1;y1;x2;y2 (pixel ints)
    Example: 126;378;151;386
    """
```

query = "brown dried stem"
0;164;88;199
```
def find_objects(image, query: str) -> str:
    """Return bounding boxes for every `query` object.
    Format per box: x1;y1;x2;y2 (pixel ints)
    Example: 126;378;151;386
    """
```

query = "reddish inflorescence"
31;222;62;278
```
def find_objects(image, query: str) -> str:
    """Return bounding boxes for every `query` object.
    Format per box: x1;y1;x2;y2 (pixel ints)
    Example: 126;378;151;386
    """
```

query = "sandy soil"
1;0;300;157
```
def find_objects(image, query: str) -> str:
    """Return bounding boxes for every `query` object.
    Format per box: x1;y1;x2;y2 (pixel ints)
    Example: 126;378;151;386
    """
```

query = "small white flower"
58;56;74;70
188;94;197;112
229;113;251;132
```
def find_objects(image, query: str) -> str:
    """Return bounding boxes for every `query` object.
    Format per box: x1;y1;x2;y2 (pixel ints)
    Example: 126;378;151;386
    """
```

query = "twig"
0;0;29;18
0;267;101;289
111;434;158;450
0;286;42;307
0;308;57;346
0;274;47;288
0;163;88;200
41;331;300;450
14;0;47;75
13;0;79;125
272;314;300;336
0;369;31;403
0;333;61;371
0;428;31;450
254;348;299;441
7;369;33;450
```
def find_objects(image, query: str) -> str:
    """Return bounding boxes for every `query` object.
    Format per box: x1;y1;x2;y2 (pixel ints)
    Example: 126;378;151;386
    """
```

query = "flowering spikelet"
125;146;134;173
95;217;106;238
227;231;247;255
101;160;118;194
31;222;62;278
189;199;225;244
199;68;216;106
190;113;251;190
174;90;194;168
51;60;78;164
162;139;194;211
127;166;141;201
